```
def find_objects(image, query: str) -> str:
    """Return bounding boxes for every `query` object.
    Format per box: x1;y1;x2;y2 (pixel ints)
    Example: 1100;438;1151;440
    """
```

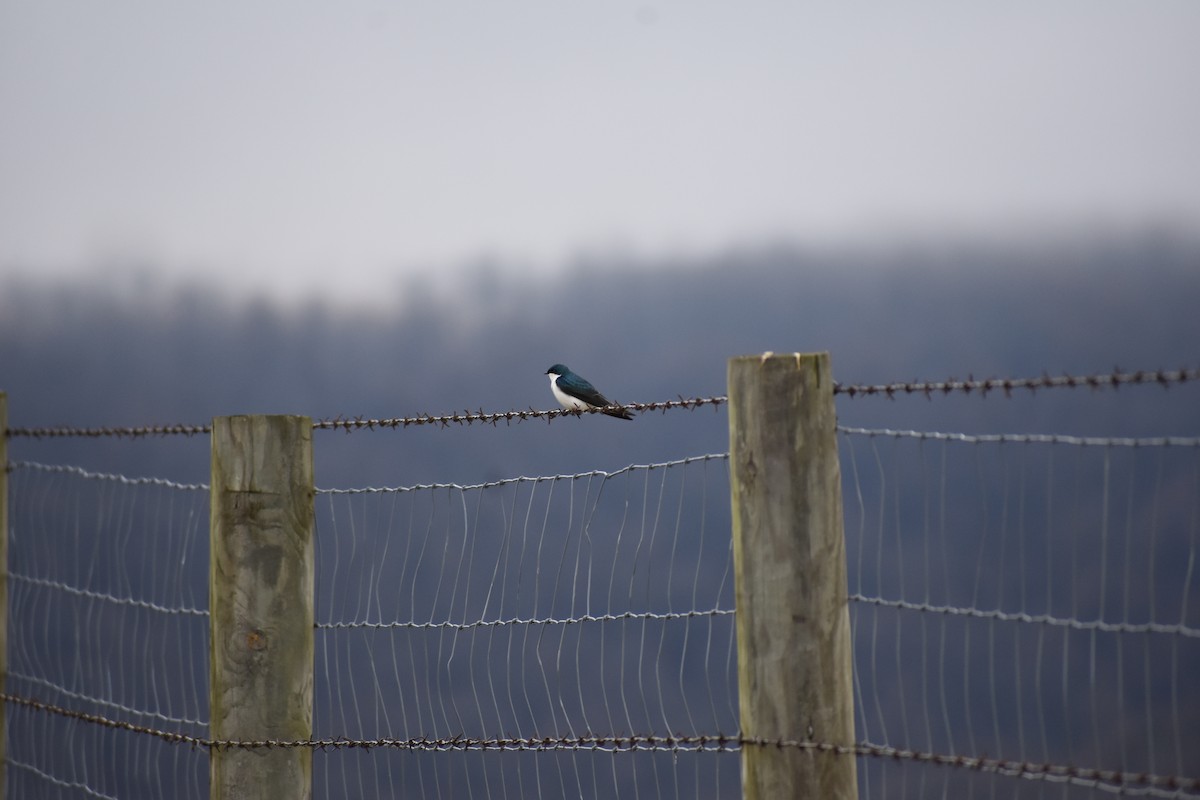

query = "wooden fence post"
210;415;314;800
0;392;8;799
728;353;858;799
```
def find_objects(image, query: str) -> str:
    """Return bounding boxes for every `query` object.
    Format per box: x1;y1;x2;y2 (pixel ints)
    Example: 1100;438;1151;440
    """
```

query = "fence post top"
212;414;313;425
729;352;832;376
730;351;830;364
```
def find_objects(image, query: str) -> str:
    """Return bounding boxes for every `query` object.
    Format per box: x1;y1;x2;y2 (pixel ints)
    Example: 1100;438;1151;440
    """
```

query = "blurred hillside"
2;233;1196;486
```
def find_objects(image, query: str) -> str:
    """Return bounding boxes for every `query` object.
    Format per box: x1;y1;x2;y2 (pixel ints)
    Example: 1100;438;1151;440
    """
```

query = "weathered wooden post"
210;415;314;800
728;353;858;799
0;392;8;799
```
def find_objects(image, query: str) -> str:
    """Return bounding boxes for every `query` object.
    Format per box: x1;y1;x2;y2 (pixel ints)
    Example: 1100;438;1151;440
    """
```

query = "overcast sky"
2;2;1199;306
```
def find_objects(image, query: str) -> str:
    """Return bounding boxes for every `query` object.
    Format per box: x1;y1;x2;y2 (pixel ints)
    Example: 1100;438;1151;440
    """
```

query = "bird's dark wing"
560;373;634;420
557;372;612;407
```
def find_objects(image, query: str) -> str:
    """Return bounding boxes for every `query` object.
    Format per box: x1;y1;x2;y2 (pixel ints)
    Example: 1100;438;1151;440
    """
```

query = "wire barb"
832;366;1200;399
3;366;1195;437
311;395;728;432
2;692;1196;793
3;422;212;440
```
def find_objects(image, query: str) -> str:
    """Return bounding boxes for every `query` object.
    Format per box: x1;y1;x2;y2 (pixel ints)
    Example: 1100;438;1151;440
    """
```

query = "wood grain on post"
728;353;858;800
210;415;314;800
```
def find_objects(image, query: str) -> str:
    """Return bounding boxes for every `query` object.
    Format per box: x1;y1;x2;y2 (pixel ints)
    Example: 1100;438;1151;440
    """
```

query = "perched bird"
545;364;634;420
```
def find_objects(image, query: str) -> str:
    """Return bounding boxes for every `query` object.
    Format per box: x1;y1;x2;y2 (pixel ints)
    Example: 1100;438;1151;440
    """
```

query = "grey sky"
2;2;1198;306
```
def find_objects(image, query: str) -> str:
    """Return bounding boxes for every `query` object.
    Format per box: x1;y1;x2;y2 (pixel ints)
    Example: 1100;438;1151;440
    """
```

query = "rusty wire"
833;366;1200;399
4;421;213;440
3;692;1197;793
311;395;726;432
3;366;1196;439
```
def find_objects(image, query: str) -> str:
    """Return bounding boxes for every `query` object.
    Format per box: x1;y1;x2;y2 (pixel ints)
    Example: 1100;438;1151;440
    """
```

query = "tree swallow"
545;364;634;420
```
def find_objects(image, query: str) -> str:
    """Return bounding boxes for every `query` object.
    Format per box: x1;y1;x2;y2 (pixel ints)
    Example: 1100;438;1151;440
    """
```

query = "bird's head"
545;364;569;377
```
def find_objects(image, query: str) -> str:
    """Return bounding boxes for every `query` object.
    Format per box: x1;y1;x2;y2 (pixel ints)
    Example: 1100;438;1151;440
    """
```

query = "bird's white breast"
549;375;589;410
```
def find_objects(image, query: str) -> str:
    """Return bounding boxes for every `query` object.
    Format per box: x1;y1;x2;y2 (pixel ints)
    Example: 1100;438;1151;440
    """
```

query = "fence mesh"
5;462;210;799
312;454;738;799
841;430;1200;798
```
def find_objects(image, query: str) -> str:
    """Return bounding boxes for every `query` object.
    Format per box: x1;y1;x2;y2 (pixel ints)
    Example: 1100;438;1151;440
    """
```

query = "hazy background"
3;2;1200;308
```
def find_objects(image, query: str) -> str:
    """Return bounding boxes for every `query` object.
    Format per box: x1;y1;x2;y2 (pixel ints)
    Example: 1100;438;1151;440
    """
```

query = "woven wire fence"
3;366;1199;799
312;453;738;799
841;429;1200;799
4;462;210;799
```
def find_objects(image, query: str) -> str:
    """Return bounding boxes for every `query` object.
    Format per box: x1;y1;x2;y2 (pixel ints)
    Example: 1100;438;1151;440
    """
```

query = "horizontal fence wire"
313;452;730;496
832;366;1200;399
839;426;1200;798
7;571;208;618
317;608;735;632
311;395;726;432
4;365;1196;438
6;459;210;490
0;396;725;439
838;428;1200;448
849;594;1200;639
3;691;1197;797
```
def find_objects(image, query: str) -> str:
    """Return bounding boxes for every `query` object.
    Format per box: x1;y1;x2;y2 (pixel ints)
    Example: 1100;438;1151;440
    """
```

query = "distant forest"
3;233;1197;485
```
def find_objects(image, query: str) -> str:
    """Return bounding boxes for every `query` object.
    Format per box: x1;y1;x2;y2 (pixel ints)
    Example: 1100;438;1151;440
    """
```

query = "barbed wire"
3;692;1196;795
3;367;1196;439
834;366;1199;399
4;421;212;440
311;395;726;432
0;397;724;439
